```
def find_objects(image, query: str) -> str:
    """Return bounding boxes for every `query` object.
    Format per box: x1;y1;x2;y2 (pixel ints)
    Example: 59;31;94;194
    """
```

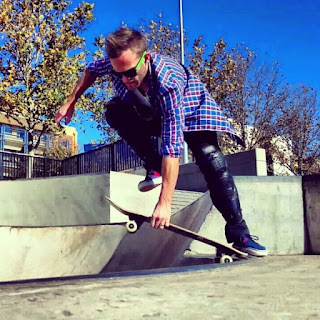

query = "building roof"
0;112;44;131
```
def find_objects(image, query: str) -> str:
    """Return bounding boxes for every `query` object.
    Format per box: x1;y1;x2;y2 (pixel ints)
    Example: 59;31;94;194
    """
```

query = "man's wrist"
158;196;172;206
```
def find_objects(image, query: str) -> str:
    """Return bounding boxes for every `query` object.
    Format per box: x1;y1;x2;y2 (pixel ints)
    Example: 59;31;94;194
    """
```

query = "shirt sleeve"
159;75;185;158
87;57;112;78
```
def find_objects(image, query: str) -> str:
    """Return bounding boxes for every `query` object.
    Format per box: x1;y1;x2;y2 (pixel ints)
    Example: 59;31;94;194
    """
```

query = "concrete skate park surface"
0;168;320;281
1;256;319;320
0;166;320;317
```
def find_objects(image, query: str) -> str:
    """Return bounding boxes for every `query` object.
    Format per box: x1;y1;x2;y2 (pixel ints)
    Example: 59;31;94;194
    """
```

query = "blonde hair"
105;27;147;58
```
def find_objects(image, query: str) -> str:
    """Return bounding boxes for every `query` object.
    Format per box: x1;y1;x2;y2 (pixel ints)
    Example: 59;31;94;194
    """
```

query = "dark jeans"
105;97;162;172
105;98;249;243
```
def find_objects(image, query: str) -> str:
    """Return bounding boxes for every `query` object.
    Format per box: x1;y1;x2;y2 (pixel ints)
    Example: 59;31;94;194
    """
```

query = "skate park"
0;148;319;319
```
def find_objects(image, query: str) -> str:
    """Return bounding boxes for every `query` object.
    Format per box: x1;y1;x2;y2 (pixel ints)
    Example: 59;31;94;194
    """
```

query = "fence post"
77;156;81;175
111;143;115;171
44;157;47;178
26;155;33;179
0;153;3;179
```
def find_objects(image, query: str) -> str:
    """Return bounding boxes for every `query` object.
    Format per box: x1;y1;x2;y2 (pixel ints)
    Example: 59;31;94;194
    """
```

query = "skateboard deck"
105;196;248;263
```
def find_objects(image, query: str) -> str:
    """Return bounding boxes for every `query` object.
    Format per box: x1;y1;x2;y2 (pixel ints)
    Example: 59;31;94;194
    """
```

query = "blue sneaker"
138;170;162;192
233;234;268;257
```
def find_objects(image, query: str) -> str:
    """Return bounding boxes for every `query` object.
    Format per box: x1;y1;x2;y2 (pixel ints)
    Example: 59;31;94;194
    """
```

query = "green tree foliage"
188;37;241;105
140;13;183;61
44;138;77;159
0;0;94;153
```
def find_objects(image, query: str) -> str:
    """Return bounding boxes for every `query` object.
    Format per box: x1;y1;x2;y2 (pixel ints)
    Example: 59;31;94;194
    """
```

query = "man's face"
110;48;149;90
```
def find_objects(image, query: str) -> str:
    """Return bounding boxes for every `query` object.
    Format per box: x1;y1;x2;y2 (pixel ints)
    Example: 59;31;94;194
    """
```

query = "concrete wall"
176;148;267;192
226;148;267;176
1;164;319;256
187;176;304;255
0;171;196;226
0;173;111;226
303;174;320;254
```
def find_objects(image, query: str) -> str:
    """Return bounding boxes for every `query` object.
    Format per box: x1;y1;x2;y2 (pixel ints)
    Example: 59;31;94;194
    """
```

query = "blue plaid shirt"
88;52;241;157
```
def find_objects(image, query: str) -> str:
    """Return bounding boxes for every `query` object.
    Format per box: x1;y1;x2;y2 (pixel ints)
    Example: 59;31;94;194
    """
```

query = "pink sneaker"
138;170;162;192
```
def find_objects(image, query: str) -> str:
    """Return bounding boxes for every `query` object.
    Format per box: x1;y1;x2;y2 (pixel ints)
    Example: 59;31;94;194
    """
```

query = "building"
0;112;77;156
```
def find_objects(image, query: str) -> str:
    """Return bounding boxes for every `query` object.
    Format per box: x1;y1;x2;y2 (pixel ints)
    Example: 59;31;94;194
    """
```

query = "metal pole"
179;0;185;65
179;0;189;164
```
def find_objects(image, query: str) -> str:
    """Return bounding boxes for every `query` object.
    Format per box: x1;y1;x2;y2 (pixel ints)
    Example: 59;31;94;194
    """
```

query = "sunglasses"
112;51;147;78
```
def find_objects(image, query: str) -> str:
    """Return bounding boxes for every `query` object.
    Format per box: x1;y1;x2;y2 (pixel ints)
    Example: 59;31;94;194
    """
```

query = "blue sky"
69;0;320;149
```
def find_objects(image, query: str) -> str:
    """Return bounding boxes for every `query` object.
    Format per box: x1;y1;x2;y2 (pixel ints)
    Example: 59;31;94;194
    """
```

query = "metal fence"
62;140;143;175
0;151;62;180
0;140;143;180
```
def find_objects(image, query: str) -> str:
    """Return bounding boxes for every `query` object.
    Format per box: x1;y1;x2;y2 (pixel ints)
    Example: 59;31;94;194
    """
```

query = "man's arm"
151;156;180;229
55;69;97;125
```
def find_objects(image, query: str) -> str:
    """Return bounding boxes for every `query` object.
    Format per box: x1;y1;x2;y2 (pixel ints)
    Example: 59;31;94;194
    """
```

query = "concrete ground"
0;255;319;320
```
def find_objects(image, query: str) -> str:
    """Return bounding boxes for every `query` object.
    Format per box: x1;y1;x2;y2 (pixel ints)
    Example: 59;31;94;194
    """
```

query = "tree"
188;37;241;106
222;56;289;162
188;38;289;160
275;85;320;175
140;13;183;61
44;138;77;159
0;0;94;153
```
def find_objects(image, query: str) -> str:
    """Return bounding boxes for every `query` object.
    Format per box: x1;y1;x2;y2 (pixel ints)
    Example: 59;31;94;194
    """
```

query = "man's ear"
145;52;150;62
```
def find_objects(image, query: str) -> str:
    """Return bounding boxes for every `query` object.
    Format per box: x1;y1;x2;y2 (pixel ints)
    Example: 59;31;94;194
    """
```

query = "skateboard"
105;196;248;263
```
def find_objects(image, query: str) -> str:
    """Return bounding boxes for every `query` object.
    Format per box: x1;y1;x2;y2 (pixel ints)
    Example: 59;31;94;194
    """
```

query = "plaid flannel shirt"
87;52;241;157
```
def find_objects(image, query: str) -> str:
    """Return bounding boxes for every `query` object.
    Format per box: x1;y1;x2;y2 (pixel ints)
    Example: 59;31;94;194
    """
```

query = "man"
56;27;267;256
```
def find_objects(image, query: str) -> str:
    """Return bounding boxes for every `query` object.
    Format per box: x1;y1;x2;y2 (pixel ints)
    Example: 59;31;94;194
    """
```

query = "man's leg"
184;131;267;256
184;131;250;242
105;97;162;186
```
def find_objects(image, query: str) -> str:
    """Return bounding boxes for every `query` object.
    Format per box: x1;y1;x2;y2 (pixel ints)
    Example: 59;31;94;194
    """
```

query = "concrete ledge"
0;172;202;226
189;176;304;255
226;148;267;176
176;148;267;192
0;174;111;226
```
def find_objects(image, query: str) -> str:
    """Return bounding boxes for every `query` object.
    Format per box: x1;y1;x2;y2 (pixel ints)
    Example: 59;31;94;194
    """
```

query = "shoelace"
246;234;260;241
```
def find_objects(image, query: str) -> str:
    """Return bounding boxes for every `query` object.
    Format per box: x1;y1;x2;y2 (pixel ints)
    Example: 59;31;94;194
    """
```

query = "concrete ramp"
0;172;213;282
102;191;212;273
0;224;126;282
0;191;211;282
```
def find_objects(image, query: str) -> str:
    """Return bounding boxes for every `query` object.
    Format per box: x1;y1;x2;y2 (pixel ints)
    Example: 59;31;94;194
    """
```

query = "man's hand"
55;101;75;125
151;200;171;229
150;156;180;230
55;69;96;126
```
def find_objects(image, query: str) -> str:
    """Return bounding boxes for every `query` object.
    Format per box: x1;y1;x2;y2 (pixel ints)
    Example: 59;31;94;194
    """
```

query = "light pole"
179;0;185;65
179;0;189;164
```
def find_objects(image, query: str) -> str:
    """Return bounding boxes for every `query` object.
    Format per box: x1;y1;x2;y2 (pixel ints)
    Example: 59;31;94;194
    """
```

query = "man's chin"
125;83;138;90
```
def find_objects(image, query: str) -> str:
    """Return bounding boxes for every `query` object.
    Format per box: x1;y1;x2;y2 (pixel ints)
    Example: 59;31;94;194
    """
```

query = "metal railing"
61;140;143;175
0;140;143;180
0;151;62;180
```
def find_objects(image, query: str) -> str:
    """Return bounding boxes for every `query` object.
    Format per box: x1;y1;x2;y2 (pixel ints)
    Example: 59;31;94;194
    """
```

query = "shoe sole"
138;181;162;192
233;246;268;257
139;184;161;192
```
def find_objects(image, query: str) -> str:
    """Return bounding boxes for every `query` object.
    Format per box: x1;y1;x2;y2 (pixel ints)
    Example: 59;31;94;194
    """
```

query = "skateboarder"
55;27;267;257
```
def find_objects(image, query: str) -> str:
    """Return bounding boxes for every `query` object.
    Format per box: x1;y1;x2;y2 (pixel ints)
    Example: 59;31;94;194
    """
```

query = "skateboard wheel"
220;255;233;263
126;220;138;233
